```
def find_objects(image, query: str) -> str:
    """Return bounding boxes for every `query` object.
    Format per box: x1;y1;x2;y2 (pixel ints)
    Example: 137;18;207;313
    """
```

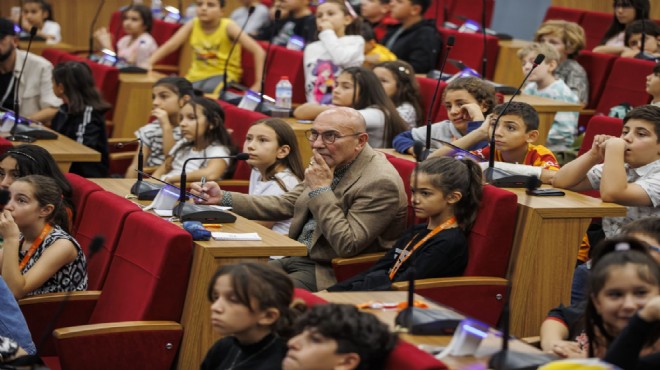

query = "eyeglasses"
305;129;363;144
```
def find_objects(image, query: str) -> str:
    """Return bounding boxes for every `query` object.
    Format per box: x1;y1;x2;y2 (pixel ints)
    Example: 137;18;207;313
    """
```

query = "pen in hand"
200;176;207;201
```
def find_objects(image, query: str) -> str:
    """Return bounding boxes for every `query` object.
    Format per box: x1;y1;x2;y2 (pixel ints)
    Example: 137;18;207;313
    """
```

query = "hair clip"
344;0;358;18
7;150;37;163
398;66;411;75
615;242;631;251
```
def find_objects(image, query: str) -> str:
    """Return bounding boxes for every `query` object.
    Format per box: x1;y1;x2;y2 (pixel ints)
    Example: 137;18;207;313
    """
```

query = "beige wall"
0;0;241;48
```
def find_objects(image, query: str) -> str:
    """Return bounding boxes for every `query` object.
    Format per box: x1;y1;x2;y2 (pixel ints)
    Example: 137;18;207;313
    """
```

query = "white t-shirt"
249;168;301;235
42;20;61;44
165;140;231;178
303;30;364;103
397;102;418;129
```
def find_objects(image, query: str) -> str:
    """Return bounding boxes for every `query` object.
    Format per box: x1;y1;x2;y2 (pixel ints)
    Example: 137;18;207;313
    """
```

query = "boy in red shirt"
361;0;398;42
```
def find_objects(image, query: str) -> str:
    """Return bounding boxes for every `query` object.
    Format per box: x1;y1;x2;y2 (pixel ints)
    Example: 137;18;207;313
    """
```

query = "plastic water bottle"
275;76;293;110
151;0;163;20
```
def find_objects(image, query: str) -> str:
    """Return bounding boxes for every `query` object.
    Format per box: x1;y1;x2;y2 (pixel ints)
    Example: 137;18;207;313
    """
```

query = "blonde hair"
534;20;586;59
517;42;561;64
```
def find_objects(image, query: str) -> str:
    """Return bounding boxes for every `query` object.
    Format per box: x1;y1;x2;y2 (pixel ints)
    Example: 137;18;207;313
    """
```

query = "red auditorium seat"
64;173;104;233
437;28;500;80
423;0;447;32
417;76;447;123
41;48;69;65
387;341;448;370
446;0;494;28
580;11;614;50
0;137;13;156
576;50;618;110
543;6;586;23
594;57;654;115
578;115;623;157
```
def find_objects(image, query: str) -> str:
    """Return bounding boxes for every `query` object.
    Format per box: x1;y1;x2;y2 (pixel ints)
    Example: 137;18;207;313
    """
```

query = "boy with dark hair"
554;105;660;237
646;63;660;106
282;304;397;370
621;19;660;60
430;101;561;184
380;0;441;74
361;0;398;42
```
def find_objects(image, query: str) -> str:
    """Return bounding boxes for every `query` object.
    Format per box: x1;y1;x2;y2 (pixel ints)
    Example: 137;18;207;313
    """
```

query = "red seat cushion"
387;340;448;370
594;57;654;115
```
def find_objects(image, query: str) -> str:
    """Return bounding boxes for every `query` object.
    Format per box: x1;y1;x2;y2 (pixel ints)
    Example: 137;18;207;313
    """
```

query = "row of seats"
544;6;626;50
20;173;194;370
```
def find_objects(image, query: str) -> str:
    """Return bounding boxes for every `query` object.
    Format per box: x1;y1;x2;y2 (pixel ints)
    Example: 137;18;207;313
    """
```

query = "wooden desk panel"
316;291;544;369
18;41;76;56
90;178;307;370
493;39;529;87
112;72;165;138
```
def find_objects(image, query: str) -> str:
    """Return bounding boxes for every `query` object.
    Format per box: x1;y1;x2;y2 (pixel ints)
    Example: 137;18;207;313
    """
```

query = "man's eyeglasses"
305;130;363;144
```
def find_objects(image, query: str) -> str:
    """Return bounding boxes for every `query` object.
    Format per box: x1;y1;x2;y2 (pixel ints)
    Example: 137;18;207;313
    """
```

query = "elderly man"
192;107;407;290
0;18;61;124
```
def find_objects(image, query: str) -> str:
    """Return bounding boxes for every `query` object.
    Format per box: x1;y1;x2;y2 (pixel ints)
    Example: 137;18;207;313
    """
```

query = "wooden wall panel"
550;0;660;20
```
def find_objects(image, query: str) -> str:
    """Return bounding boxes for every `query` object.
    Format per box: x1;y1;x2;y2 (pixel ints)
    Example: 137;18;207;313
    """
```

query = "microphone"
172;153;249;223
219;6;256;101
422;35;455;161
88;0;105;59
480;0;487;79
483;53;544;188
7;26;38;143
255;10;282;114
120;138;165;200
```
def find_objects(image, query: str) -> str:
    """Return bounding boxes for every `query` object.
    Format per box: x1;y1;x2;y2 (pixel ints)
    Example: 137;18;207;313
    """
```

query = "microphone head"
412;141;425;161
525;176;541;192
0;189;10;209
29;26;38;37
447;35;455;47
533;54;545;66
235;152;250;161
87;236;105;260
248;5;256;15
274;9;282;20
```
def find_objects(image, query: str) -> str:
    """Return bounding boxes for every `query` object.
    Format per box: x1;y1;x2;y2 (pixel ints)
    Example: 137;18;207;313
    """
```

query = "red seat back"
74;191;141;290
417;77;446;123
218;100;269;148
447;0;494;28
578;115;623;157
64;173;104;233
0;137;13;156
464;185;518;278
423;0;447;32
385;154;417;226
85;62;120;120
543;6;586;23
595;57;654;115
42;48;70;65
89;211;193;324
580;11;614;50
387;341;448;370
438;28;500;80
576;50;617;109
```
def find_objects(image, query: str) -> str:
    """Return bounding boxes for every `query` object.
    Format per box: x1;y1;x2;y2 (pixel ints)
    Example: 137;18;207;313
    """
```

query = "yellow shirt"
365;43;397;65
187;17;242;94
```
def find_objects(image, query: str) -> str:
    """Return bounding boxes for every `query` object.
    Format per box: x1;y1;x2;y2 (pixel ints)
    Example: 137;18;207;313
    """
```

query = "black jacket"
381;19;442;74
256;14;317;47
51;105;109;178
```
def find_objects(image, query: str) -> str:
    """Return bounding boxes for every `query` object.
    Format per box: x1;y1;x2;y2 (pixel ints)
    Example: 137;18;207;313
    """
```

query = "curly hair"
442;77;498;116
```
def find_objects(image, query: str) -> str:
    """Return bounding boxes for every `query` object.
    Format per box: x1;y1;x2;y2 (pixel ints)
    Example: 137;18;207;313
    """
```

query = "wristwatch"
0;336;19;362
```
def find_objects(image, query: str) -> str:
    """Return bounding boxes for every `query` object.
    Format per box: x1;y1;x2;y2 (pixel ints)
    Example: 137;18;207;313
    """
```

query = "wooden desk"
3;130;101;173
284;117;314;165
90;178;307;370
112;72;165;138
18;41;76;56
316;291;545;369
375;151;627;337
493;39;530;88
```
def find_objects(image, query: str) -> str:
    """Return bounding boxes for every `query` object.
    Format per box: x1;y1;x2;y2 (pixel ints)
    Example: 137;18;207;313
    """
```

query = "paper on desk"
212;232;262;241
154;209;173;217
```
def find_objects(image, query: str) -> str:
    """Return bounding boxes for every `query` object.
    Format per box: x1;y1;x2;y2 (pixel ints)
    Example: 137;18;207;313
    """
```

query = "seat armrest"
391;276;507;290
332;252;385;266
53;320;182;339
19;291;101;305
331;252;385;282
579;108;595;115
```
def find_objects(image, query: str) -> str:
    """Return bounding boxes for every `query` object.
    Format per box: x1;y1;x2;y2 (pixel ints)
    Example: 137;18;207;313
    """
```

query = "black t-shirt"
0;70;15;112
200;333;287;370
256;14;317;47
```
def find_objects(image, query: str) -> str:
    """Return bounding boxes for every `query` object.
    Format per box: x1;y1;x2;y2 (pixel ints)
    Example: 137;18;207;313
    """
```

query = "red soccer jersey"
471;143;560;170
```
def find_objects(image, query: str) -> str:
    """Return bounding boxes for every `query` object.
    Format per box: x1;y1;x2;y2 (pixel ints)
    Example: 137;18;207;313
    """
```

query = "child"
125;77;196;178
13;0;61;44
593;0;650;55
0;175;87;299
541;237;660;359
553;105;660;238
361;22;396;68
295;67;408;148
283;303;396;370
256;0;316;47
647;63;660;106
361;0;398;42
230;0;270;36
152;96;237;184
373;60;423;128
381;0;440;74
50;61;111;178
244;118;304;234
534;20;589;104
94;4;158;69
328;156;482;291
517;42;580;152
0;145;75;228
392;76;498;156
201;262;306;370
147;0;265;94
621;19;660;60
430;101;561;184
303;0;364;104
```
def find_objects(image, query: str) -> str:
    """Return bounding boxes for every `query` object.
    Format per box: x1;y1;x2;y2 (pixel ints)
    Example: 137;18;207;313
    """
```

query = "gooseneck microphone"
118;138;166;199
484;53;545;187
480;0;488;79
173;153;249;223
88;0;105;59
8;26;37;142
219;6;256;100
422;35;455;160
256;9;281;110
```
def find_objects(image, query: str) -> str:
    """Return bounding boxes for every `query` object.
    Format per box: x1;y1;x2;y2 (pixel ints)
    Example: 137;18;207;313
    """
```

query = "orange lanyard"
18;224;53;272
388;216;457;280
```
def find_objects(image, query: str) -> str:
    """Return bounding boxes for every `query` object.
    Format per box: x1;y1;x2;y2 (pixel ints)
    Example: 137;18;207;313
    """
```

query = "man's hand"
190;181;223;204
304;150;333;190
